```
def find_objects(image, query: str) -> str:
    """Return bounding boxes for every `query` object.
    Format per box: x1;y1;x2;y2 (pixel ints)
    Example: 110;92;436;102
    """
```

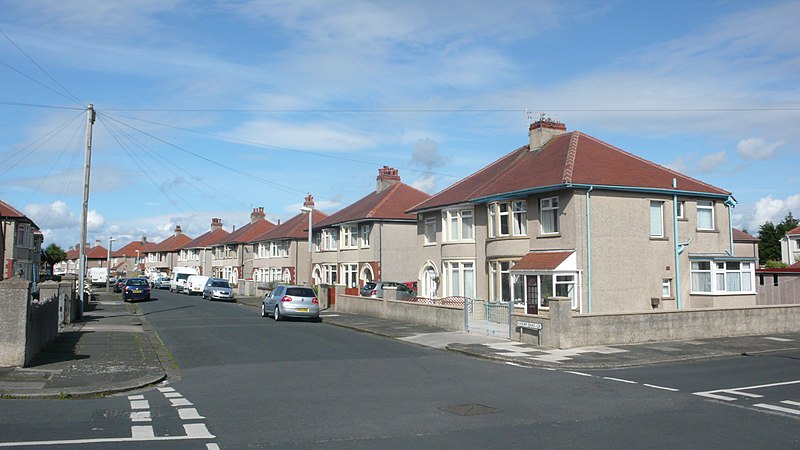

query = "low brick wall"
333;287;464;331
516;297;800;348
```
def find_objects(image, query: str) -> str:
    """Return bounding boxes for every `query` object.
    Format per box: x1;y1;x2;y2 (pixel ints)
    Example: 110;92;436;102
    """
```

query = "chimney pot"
529;118;567;151
376;166;401;192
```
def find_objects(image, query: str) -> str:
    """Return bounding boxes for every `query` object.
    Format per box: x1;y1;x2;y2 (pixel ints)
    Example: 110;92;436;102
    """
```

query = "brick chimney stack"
529;118;566;152
174;225;183;236
303;194;315;210
250;207;265;224
210;218;223;231
376;166;401;193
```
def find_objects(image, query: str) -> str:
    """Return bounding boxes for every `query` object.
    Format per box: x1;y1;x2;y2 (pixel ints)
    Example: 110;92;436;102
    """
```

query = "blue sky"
1;0;798;250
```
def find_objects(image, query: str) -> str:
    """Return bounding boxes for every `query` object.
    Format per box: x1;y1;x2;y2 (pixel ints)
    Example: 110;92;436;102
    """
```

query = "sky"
1;0;798;250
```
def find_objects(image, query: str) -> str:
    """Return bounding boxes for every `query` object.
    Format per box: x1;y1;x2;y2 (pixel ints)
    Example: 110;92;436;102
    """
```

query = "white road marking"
0;434;216;447
564;371;592;377
130;411;152;422
207;444;221;450
170;398;193;407
178;408;205;420
505;362;528;368
164;392;183;398
127;395;145;400
130;400;150;409
782;400;800;407
694;379;800;403
643;384;680;392
763;337;794;342
603;377;637;384
158;386;176;392
131;425;155;439
754;403;800;415
184;423;215;438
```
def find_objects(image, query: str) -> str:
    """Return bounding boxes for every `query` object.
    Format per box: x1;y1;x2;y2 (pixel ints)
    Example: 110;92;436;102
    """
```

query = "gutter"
472;183;731;204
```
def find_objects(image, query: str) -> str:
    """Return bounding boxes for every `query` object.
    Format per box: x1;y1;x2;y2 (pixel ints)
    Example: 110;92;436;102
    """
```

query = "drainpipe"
725;196;737;256
585;186;593;314
673;179;681;310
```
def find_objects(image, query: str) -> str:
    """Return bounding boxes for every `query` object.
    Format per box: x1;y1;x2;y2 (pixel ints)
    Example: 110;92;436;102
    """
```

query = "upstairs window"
443;208;474;242
540;197;560;235
360;224;371;248
676;201;685;219
650;201;664;238
424;217;436;245
321;229;338;251
697;201;715;230
341;225;358;249
488;201;527;238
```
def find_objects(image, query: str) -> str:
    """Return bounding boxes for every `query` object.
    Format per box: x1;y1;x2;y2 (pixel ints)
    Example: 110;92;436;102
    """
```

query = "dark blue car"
123;278;151;302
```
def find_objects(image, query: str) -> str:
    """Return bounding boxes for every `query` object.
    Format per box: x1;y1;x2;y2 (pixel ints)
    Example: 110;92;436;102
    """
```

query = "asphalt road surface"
1;289;798;449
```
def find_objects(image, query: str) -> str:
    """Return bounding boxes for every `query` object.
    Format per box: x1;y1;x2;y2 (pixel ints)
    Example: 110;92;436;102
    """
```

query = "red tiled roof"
153;233;193;252
254;210;330;242
315;183;431;228
410;130;730;212
112;241;149;258
732;228;758;242
182;228;231;249
511;251;573;271
0;199;25;218
85;245;108;259
141;242;159;254
786;226;800;236
222;218;277;244
790;261;800;269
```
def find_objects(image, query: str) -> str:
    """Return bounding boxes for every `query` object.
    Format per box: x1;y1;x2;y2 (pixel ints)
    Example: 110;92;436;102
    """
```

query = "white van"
87;267;108;286
185;275;210;295
169;267;199;293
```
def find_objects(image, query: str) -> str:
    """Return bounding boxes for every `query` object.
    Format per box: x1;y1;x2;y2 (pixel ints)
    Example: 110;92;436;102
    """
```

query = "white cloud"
410;138;446;170
228;120;377;152
736;138;783;160
697;151;726;173
410;174;437;193
742;194;800;231
24;201;76;230
87;210;105;231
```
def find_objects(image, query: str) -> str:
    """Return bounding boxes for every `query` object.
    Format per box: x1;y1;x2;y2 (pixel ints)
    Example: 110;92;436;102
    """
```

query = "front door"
526;275;538;315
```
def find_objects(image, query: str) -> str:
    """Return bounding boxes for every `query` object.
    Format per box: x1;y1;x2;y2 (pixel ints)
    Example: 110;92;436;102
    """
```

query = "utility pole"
78;104;95;316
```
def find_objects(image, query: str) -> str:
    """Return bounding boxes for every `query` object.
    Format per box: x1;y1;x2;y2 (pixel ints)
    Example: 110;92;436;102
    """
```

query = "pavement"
1;293;798;399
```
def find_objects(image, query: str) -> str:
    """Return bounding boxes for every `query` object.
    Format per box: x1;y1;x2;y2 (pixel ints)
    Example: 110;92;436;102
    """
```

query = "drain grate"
439;403;499;416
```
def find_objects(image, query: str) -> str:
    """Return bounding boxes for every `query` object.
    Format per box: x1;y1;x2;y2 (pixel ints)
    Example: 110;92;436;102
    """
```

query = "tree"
758;212;798;265
43;243;67;274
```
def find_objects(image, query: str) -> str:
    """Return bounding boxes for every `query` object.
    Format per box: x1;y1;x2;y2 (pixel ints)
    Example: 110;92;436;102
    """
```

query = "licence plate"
133;289;141;293
296;308;309;312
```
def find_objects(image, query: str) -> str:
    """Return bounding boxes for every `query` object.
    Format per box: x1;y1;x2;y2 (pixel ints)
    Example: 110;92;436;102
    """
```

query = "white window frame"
697;201;715;231
488;200;528;238
424;217;436;245
321;229;338;251
690;259;754;294
523;273;578;310
322;263;338;285
662;278;672;298
540;197;560;235
442;208;474;242
341;263;358;288
489;260;524;307
341;224;358;249
650;201;664;238
360;224;371;248
676;201;685;220
443;260;475;297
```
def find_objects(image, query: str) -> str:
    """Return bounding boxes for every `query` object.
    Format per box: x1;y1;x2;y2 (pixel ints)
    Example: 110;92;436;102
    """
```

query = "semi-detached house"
1;199;42;281
311;166;431;288
251;195;329;287
143;226;193;275
211;207;275;286
177;218;230;276
407;119;756;314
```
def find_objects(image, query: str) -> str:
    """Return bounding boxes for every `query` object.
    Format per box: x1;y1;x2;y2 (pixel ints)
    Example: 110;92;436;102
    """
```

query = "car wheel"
261;303;267;317
274;306;281;321
145;295;150;301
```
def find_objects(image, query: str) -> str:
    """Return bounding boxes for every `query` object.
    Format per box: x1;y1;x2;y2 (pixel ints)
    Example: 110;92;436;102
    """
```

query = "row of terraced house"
57;120;797;316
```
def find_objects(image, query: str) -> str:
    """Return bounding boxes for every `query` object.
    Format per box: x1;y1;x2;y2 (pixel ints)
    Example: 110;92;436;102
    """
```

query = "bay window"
443;260;475;297
691;259;754;294
341;263;358;288
488;200;527;238
489;260;524;306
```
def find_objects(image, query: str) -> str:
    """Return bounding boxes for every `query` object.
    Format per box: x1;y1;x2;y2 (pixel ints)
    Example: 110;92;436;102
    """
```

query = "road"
1;290;798;449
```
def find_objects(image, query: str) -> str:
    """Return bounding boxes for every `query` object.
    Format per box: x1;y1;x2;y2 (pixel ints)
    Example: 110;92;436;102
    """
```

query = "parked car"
114;277;127;293
261;285;319;321
154;277;171;289
184;275;210;295
202;278;234;301
359;281;415;300
123;278;151;302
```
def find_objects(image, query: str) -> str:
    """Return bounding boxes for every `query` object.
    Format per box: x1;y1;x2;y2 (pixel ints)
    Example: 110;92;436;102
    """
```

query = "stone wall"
0;277;60;367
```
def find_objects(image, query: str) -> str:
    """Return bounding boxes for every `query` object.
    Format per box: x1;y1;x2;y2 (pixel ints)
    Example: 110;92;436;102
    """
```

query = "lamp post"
135;250;140;274
300;205;313;285
106;237;116;292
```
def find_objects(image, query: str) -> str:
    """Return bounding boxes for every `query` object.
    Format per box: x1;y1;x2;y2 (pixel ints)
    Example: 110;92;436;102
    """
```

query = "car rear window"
363;282;376;290
286;287;315;297
127;279;147;286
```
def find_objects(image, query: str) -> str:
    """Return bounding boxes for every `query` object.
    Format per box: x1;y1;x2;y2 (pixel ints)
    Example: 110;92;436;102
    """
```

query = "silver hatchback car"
261;285;319;321
202;278;234;301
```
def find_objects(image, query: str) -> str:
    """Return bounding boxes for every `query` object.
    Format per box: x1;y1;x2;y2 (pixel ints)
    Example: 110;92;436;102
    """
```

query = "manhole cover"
439;403;499;416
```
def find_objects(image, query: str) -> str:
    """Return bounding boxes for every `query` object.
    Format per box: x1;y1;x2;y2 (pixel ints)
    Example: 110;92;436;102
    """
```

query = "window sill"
487;235;529;242
537;233;561;239
423;243;437;247
689;291;756;296
696;229;718;233
649;237;669;241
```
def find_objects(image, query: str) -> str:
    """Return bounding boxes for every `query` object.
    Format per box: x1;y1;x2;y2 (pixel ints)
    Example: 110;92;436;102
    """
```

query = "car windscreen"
286;287;315;297
127;279;147;286
211;281;229;288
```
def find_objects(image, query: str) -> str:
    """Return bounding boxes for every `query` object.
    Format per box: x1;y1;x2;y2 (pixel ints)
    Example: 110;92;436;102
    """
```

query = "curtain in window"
693;272;711;292
650;201;663;237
